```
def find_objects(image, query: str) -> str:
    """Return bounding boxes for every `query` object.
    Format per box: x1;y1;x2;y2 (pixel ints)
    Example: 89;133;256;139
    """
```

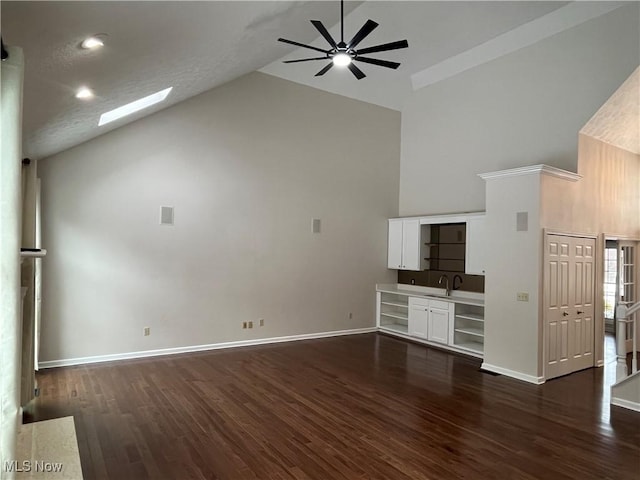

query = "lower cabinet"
428;306;450;344
377;287;484;358
408;298;453;344
408;297;429;339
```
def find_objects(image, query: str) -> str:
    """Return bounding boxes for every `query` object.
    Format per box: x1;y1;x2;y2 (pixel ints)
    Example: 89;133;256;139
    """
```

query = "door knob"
562;311;569;316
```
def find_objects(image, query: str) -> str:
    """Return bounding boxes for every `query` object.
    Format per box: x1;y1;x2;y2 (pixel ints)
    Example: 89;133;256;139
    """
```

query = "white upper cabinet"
465;215;487;275
387;219;404;269
388;218;421;270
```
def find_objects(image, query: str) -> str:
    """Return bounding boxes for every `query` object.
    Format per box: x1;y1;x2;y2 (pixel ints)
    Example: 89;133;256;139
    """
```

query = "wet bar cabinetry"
376;284;484;358
387;213;486;275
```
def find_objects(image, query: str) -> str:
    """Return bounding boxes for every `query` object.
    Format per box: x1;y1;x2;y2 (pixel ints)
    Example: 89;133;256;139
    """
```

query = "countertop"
376;283;485;307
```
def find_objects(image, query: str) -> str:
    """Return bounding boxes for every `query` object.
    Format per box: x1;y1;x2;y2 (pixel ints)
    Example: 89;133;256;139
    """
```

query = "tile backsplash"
397;270;485;293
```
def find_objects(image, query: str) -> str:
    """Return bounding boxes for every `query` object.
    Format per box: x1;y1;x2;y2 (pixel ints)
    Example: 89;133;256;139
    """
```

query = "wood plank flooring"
25;333;640;479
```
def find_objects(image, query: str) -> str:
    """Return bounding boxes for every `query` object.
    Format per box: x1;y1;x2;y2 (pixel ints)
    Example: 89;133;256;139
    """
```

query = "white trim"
543;229;598;240
479;164;582;182
388;211;485;224
411;2;624;91
611;397;640;413
481;362;545;384
38;327;377;369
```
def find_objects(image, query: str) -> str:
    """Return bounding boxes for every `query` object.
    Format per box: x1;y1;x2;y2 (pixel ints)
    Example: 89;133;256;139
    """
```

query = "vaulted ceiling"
1;1;581;160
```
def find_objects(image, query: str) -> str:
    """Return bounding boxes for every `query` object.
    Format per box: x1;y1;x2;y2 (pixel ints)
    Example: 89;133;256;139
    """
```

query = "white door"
402;219;421;271
544;234;596;380
617;242;637;353
388;219;403;269
408;298;429;339
428;307;450;344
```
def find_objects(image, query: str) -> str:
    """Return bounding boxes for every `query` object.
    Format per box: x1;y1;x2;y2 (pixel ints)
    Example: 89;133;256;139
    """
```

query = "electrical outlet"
248;321;253;329
259;319;264;327
143;327;150;336
242;322;247;329
517;292;529;302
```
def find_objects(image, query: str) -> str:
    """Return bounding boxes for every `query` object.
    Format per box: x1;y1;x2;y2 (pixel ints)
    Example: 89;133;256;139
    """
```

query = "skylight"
98;87;173;126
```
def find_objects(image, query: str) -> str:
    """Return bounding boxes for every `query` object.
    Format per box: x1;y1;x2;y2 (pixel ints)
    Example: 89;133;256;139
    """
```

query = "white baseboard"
611;397;640;413
481;362;545;384
39;327;378;369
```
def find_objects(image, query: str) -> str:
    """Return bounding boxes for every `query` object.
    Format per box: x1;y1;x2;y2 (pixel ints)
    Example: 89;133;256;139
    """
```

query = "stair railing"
615;301;639;380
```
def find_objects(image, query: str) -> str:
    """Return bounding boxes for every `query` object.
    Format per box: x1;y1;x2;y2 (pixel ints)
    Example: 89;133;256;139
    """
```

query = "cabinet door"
388;219;404;269
408;298;429;339
402;219;421;271
428;307;450;344
465;215;487;275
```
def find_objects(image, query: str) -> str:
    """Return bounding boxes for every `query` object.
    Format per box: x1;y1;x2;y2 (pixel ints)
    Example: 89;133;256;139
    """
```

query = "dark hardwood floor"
25;333;640;479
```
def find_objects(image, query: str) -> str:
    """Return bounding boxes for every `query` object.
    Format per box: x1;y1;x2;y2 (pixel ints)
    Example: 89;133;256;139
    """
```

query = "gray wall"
399;3;639;216
39;72;400;363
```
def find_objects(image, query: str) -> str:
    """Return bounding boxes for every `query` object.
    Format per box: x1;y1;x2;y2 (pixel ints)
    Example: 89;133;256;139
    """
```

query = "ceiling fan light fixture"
332;52;352;67
81;35;105;50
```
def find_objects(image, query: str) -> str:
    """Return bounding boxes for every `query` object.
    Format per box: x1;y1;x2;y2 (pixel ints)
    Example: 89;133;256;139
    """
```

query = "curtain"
0;46;25;479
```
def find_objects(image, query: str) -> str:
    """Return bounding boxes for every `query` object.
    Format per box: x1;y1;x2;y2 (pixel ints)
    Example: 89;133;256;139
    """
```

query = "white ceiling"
2;1;571;161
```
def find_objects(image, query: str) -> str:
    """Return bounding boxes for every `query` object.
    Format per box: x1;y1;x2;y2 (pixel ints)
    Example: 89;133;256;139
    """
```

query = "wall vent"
160;206;174;226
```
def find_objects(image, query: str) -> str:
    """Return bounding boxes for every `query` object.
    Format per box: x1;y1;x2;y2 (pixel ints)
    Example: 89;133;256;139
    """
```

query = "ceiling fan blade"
347;20;379;49
284;57;329;63
356;40;409;55
348;62;366;80
310;20;337;49
354;56;400;70
315;63;334;77
278;38;330;55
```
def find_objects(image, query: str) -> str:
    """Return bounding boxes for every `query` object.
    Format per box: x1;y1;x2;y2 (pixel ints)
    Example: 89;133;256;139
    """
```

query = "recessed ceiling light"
75;87;94;99
98;87;173;126
81;35;105;50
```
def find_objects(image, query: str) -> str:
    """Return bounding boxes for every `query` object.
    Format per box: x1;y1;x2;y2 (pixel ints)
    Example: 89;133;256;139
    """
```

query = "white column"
0;46;25;480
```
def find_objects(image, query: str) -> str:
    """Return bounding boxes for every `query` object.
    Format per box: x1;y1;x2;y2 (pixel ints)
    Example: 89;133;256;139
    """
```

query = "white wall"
38;72;400;363
482;173;542;381
399;3;639;216
0;45;25;479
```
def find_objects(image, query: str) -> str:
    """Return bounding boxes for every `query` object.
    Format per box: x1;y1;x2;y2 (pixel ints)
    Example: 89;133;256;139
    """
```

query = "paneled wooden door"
544;234;596;380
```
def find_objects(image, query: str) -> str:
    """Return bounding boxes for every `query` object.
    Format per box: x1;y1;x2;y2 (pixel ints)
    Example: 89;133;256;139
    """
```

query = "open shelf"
378;291;410;334
380;312;408;322
381;301;409;309
455;341;484;354
453;302;485;354
454;327;484;337
455;313;484;323
379;323;409;334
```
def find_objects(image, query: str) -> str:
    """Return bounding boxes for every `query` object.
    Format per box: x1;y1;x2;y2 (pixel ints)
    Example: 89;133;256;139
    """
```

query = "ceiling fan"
278;0;408;80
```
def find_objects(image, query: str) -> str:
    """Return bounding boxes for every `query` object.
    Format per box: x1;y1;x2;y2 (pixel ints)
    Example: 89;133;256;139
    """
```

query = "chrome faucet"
438;274;450;296
453;274;463;291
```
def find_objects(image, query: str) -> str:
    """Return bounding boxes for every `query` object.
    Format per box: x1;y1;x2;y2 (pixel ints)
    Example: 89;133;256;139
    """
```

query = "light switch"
312;218;321;234
517;292;529;302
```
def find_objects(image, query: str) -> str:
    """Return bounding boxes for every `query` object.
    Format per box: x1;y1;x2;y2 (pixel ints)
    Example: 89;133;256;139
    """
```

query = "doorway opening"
603;240;618;335
603;239;638;366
